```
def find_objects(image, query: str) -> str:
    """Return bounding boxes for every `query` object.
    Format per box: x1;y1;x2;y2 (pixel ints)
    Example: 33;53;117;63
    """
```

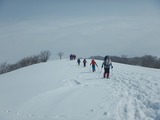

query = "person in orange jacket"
90;59;98;72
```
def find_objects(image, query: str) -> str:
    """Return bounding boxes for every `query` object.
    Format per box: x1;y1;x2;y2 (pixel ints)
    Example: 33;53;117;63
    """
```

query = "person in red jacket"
90;59;98;72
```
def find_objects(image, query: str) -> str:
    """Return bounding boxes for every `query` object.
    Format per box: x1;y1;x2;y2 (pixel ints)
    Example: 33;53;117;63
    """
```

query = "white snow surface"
0;59;160;120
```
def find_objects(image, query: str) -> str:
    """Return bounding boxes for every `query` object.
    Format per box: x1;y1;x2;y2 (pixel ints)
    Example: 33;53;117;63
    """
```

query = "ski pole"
100;67;103;73
89;65;91;72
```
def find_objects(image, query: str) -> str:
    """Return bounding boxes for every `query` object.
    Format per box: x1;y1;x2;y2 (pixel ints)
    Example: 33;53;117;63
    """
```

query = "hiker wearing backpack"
90;59;98;72
101;55;113;78
83;59;87;67
77;58;81;66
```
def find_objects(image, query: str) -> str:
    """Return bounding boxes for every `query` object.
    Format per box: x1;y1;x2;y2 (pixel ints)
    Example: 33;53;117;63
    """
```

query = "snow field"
0;59;160;120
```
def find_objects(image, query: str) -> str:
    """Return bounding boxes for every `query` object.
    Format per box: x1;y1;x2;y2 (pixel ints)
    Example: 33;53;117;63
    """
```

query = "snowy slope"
0;59;160;120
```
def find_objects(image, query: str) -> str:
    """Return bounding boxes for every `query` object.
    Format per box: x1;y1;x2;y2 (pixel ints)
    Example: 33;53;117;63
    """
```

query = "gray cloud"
0;0;160;63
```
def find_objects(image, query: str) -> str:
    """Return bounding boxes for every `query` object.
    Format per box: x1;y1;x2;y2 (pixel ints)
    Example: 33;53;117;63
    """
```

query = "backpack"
104;55;109;61
104;59;110;65
103;56;111;67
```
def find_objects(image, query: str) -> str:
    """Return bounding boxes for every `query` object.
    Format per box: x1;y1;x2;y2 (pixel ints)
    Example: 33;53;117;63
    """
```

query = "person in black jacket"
77;58;81;66
83;59;87;67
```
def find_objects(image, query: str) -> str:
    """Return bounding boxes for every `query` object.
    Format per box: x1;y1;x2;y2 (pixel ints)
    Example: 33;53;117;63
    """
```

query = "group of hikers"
69;54;76;60
77;58;87;67
76;55;113;79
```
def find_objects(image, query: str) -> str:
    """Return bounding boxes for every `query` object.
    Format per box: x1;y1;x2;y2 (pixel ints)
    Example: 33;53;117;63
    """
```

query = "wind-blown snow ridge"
0;59;160;120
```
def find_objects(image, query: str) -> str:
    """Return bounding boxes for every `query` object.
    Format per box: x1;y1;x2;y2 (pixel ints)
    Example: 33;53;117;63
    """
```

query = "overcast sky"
0;0;160;63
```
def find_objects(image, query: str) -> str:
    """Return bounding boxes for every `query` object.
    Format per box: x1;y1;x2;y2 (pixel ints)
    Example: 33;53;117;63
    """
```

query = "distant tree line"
89;55;160;69
0;50;51;75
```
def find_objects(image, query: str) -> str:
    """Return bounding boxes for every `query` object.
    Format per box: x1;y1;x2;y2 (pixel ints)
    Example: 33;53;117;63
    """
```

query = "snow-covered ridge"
0;59;160;120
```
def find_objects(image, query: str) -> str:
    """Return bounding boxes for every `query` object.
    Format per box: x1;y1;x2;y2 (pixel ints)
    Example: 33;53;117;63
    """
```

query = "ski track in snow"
0;60;160;120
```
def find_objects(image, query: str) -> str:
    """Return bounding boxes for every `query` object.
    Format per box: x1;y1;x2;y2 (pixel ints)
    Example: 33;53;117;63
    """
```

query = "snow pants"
104;68;110;78
92;65;96;72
